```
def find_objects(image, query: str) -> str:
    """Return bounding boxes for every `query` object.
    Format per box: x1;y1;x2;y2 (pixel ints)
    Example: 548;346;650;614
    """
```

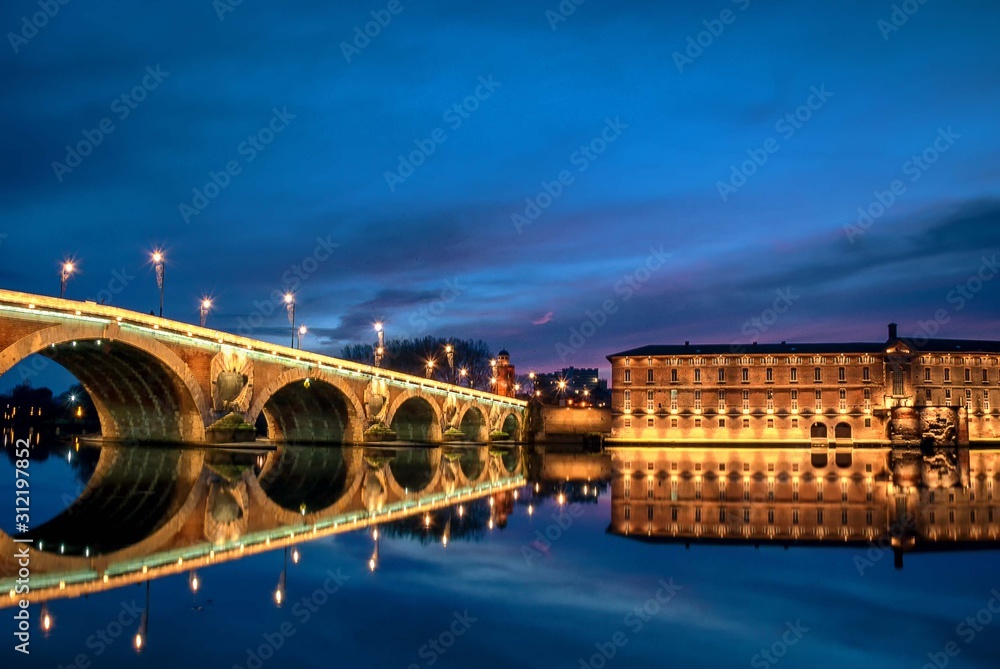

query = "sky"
2;0;999;388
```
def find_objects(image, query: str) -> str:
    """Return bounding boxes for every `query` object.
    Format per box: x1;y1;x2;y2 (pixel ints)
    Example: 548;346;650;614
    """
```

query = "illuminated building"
495;349;516;398
607;324;1000;444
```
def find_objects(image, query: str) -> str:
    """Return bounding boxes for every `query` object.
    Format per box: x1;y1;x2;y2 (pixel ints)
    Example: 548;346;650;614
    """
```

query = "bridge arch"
385;447;444;496
387;390;443;443
247;369;365;444
247;446;365;524
456;403;488;442
500;412;521;440
0;323;209;442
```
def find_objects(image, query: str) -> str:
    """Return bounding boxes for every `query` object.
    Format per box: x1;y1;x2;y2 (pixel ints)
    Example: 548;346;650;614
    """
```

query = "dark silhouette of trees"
340;337;495;390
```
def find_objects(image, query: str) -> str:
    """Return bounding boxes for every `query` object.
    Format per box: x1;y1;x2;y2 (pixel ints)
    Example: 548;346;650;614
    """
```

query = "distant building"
534;367;609;407
494;349;517;398
606;324;1000;445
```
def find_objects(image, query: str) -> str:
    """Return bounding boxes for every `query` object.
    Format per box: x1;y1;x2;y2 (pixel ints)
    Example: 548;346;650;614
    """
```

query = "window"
864;417;872;428
719;509;726;523
790;368;798;383
670;507;678;521
624;357;631;367
766;367;773;382
839;389;847;411
791;418;799;428
815;390;823;412
791;390;799;411
718;418;726;428
817;509;824;524
863;388;871;410
694;368;702;383
863;366;871;382
814;367;822;382
841;510;848;525
647;369;654;383
694;390;702;411
944;368;951;382
925;388;932;403
670;369;678;383
670;389;678;412
647;356;653;366
718;368;725;383
893;368;904;396
718;390;726;411
965;368;972;383
647;506;654;521
767;509;775;524
694;508;701;522
766;389;774;411
742;418;750;429
965;389;972;410
924;368;932;382
742;389;750;411
984;390;990;412
742;368;749;383
670;418;678;428
647;390;654;411
647;417;654;428
743;508;750;522
945;389;952;406
838;367;846;382
766;418;774;429
694;418;702;428
624;390;631;411
793;509;800;525
624;417;631;428
624;369;631;384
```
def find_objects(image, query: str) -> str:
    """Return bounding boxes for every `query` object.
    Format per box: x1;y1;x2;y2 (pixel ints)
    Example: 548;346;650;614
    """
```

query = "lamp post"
425;359;435;379
133;580;150;652
151;250;165;317
459;368;467;387
274;546;288;607
445;344;454;383
297;324;307;349
374;322;385;367
199;298;212;328
284;293;295;348
59;260;75;298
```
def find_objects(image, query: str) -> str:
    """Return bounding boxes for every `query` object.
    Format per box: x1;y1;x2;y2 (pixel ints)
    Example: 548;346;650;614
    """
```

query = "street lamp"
459;368;467;386
374;322;385;367
59;260;75;298
199;298;212;327
445;344;455;383
425;359;435;378
150;249;165;317
284;293;295;348
297;324;307;349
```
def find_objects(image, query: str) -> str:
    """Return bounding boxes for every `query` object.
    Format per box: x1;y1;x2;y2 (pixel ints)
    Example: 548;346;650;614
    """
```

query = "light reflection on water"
1;441;999;668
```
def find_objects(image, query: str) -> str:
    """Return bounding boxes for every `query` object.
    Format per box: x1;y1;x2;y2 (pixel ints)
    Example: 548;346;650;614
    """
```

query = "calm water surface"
2;440;999;669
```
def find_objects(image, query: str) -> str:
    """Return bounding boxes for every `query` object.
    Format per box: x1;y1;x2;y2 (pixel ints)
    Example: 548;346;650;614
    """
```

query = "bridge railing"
0;289;525;409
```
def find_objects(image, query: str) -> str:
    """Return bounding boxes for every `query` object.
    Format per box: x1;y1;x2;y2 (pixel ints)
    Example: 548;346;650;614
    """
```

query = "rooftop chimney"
888;323;898;340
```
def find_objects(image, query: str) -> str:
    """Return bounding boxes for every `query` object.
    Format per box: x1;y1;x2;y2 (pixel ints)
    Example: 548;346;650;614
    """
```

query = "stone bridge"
0;289;526;444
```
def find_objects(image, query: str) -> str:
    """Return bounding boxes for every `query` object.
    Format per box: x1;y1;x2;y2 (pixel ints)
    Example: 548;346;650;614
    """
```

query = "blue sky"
2;0;999;384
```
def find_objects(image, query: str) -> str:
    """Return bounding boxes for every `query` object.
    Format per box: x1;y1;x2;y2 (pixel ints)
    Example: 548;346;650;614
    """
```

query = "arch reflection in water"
608;446;1000;567
0;443;524;608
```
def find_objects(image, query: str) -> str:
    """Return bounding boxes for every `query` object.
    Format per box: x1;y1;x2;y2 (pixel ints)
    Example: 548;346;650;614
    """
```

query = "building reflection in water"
608;446;1000;566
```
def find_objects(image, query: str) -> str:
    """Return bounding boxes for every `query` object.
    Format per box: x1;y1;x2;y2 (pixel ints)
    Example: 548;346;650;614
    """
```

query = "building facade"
607;324;1000;444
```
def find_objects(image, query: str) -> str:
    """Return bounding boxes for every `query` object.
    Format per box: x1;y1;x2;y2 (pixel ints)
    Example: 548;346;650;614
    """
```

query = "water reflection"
0;442;525;608
608;446;1000;566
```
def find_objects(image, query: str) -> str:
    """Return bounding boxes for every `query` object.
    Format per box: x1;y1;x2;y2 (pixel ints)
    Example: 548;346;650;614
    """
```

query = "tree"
340;337;495;390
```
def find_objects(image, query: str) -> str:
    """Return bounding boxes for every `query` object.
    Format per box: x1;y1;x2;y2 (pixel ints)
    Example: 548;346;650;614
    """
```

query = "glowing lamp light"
373;321;383;333
284;292;294;304
291;548;300;564
133;632;144;651
41;604;52;633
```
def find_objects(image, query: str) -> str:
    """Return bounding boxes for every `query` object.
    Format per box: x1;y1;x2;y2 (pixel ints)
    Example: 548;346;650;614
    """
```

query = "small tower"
495;349;516;398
